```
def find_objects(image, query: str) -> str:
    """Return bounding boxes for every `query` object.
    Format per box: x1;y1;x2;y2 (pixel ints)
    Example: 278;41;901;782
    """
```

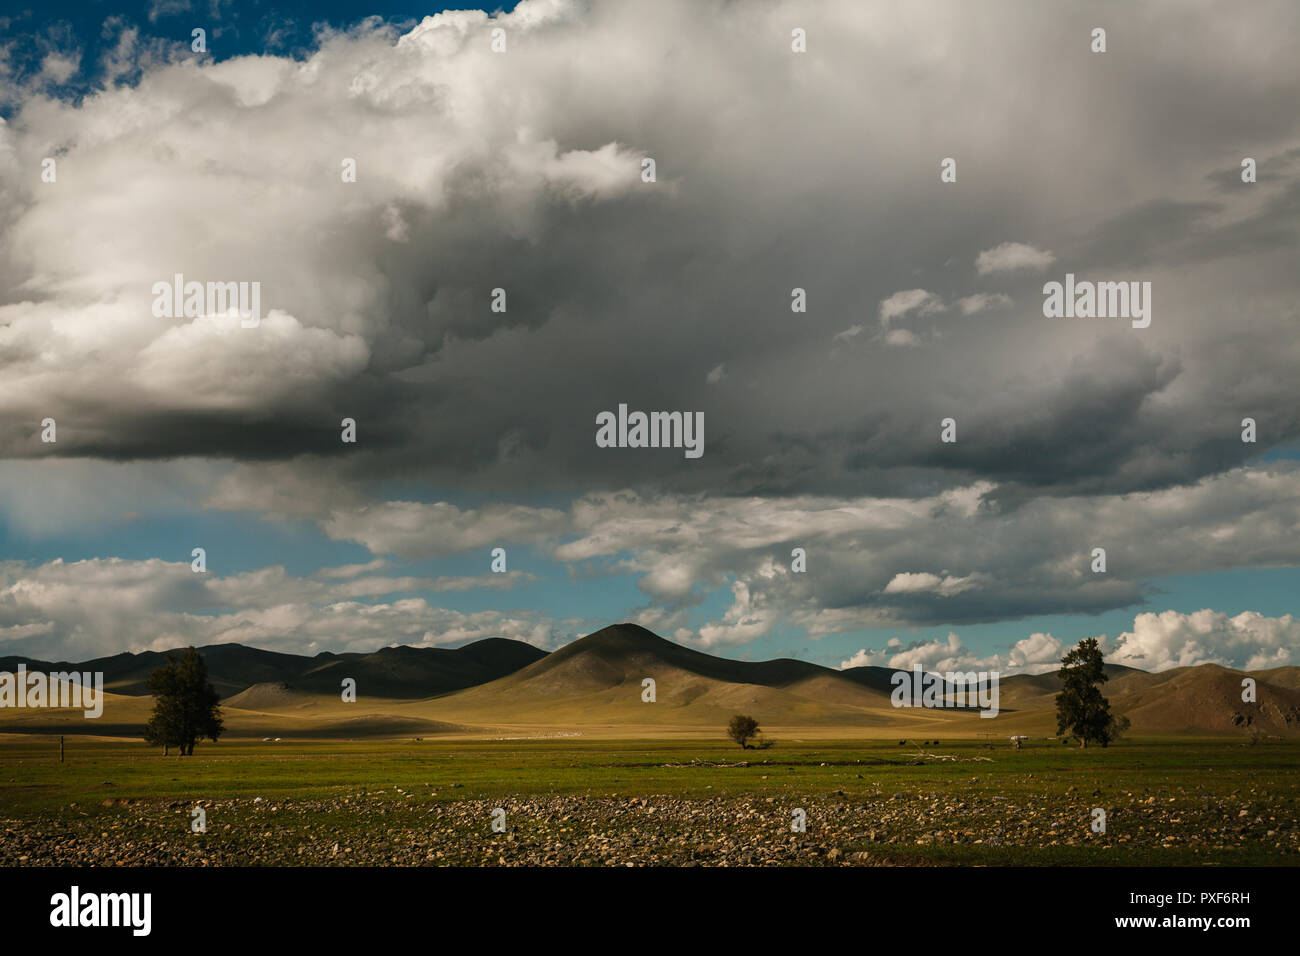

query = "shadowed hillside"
1111;663;1300;735
430;624;1006;730
491;623;832;691
0;637;546;700
3;624;1298;739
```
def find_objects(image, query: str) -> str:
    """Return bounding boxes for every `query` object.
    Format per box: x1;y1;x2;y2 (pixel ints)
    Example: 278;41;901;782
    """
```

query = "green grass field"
2;736;1297;866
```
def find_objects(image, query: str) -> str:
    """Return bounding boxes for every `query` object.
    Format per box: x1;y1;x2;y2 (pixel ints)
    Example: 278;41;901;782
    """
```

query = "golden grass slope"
3;624;1298;739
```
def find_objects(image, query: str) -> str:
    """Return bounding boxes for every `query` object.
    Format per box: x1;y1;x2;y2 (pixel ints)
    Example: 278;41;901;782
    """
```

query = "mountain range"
0;638;545;700
3;623;1298;739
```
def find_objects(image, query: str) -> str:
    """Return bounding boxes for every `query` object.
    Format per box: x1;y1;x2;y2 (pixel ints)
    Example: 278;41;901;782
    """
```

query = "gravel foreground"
2;786;1294;866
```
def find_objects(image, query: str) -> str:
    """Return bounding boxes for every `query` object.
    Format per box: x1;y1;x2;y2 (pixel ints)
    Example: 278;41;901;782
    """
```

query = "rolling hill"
3;623;1298;739
428;623;907;729
0;637;545;700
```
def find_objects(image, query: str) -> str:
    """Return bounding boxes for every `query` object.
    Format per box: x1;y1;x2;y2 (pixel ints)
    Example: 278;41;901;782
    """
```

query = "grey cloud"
1;0;1298;505
2;2;1300;664
0;557;559;658
550;463;1300;633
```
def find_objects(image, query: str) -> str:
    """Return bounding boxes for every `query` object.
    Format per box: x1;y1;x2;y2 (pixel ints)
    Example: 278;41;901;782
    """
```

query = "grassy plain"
1;735;1295;866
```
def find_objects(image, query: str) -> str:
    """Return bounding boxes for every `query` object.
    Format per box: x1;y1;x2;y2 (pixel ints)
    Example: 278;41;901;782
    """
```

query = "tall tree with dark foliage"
144;648;224;756
1056;638;1128;748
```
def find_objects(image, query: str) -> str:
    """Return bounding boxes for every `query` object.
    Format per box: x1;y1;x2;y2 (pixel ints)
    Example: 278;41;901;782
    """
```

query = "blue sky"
1;1;518;105
0;459;1294;669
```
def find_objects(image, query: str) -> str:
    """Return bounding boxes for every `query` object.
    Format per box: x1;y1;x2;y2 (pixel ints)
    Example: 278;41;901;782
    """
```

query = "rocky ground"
2;783;1295;866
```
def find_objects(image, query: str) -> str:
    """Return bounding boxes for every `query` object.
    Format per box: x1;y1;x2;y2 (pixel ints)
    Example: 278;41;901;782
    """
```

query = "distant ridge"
507;623;833;690
3;624;1298;738
0;637;546;700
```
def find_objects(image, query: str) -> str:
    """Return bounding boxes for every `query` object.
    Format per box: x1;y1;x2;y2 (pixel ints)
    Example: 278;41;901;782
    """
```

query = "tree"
1055;638;1123;748
144;647;224;756
727;714;760;749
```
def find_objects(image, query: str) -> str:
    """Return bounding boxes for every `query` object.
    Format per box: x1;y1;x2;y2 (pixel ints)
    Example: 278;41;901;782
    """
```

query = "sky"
1;0;1298;675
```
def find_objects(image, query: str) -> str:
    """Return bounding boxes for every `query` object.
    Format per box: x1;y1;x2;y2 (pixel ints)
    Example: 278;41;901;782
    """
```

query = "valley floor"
1;737;1296;867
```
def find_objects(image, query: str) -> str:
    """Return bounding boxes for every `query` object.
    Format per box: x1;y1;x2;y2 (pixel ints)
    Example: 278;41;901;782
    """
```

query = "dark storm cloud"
1;0;1298;501
4;0;1300;643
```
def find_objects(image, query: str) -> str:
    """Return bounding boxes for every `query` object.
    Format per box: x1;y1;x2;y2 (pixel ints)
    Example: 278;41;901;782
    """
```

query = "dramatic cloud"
1008;632;1065;671
975;242;1055;275
595;463;1300;638
0;557;569;658
0;0;1295;501
957;292;1012;315
1;1;1299;661
1109;609;1300;672
838;632;1015;674
837;614;1300;677
319;501;567;559
883;572;981;596
878;289;946;325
